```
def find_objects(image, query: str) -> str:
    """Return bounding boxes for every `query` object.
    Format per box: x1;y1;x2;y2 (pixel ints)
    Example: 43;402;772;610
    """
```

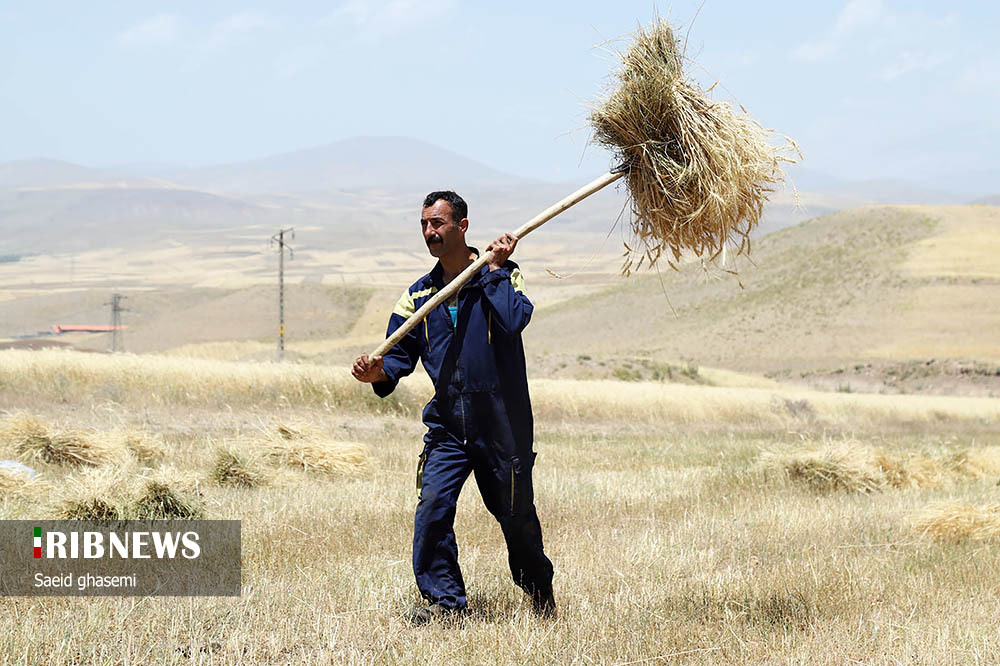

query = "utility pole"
270;228;294;361
107;293;127;352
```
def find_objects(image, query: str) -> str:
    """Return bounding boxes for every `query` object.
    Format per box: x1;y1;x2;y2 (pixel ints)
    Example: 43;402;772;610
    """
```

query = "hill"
524;205;1000;394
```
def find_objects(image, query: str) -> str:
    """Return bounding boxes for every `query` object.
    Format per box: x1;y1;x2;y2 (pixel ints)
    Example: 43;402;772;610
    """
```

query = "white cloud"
322;0;456;40
833;0;888;34
793;0;888;62
116;13;181;49
203;11;277;52
792;1;961;84
877;50;950;82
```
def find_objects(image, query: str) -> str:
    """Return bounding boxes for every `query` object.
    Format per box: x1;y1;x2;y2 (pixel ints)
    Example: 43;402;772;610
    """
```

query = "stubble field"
2;350;999;665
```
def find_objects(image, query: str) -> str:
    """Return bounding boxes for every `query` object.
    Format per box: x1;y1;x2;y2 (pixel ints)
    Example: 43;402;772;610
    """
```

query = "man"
352;190;555;623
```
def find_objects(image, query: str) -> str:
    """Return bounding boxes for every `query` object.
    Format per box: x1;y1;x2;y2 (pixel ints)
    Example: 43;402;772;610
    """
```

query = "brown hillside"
525;205;1000;391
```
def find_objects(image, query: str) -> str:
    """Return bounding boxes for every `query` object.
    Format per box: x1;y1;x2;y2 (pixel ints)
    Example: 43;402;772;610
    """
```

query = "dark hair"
422;191;467;225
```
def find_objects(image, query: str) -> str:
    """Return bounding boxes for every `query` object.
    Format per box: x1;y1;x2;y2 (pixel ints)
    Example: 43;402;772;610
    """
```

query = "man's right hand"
352;354;387;383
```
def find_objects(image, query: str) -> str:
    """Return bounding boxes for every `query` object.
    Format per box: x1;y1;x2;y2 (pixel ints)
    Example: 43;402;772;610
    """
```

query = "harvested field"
2;355;1000;664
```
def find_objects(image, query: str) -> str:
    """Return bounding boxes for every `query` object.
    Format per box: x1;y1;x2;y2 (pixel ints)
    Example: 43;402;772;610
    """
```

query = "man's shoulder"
391;271;438;320
405;270;437;297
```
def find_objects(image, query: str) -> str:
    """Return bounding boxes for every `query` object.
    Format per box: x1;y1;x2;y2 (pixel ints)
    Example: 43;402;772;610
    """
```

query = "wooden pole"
369;170;625;358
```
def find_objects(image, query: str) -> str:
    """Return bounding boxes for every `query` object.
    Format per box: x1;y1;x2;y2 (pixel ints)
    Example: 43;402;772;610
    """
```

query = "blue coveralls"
372;250;554;610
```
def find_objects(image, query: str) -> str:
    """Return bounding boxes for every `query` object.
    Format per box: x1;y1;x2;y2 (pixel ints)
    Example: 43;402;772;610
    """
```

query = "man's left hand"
486;233;518;271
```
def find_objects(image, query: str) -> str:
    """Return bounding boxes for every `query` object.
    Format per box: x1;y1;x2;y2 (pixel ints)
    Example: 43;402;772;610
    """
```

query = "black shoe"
530;589;557;619
406;603;460;625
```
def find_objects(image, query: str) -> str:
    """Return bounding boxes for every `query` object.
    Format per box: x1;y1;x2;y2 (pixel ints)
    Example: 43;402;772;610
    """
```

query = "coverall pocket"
509;451;537;516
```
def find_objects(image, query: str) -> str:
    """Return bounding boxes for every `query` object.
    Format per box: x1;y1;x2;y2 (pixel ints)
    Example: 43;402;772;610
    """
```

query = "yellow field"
2;350;1000;664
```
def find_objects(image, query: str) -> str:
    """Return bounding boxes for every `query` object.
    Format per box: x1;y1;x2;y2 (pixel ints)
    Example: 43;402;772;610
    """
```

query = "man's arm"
482;233;533;335
352;288;422;396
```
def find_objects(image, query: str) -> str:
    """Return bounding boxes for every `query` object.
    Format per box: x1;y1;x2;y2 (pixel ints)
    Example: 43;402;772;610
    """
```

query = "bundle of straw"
914;501;1000;542
211;447;274;488
0;413;129;467
265;424;369;477
591;18;797;272
763;441;950;493
132;472;204;519
53;467;204;520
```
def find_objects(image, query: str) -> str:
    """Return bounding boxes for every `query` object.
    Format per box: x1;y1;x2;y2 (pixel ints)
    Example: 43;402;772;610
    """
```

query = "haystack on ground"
132;468;204;519
946;446;1000;480
106;428;166;465
211;446;274;488
914;501;1000;542
590;17;797;272
264;424;369;477
762;440;950;493
53;467;137;520
49;466;204;520
764;442;888;493
0;413;130;468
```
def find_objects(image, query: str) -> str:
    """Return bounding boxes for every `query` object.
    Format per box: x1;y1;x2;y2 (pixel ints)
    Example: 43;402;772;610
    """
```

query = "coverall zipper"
510;464;515;513
449;292;468;446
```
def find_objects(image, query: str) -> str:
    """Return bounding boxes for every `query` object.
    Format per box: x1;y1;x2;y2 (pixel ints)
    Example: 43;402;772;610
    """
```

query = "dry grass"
2;389;1000;662
914;501;1000;542
4;351;1000;433
590;17;797;272
529;377;1000;428
0;349;421;413
4;352;1000;662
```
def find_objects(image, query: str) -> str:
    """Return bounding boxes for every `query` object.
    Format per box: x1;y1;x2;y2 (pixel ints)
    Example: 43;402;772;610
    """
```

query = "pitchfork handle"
368;170;626;359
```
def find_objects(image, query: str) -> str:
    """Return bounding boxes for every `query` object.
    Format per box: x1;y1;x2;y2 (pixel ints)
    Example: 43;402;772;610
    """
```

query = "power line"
270;228;294;361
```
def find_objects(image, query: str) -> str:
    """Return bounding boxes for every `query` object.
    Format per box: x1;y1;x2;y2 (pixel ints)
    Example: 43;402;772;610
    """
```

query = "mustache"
426;235;443;245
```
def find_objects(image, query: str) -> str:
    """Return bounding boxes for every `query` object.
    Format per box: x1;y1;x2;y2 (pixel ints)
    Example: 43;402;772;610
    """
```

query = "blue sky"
1;1;997;191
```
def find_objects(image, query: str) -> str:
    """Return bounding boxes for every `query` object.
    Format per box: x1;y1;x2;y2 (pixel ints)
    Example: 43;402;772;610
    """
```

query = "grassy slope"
526;205;1000;380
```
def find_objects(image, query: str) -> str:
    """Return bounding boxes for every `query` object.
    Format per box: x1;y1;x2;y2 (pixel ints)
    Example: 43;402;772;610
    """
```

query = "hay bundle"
590;18;797;272
211;447;273;488
55;467;135;520
764;441;949;493
107;428;166;465
773;443;887;493
53;467;204;520
946;447;1000;480
265;424;369;476
914;501;1000;542
132;469;203;519
0;413;128;467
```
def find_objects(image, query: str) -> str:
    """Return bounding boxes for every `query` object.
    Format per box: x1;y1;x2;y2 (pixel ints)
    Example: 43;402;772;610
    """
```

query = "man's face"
420;200;466;258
